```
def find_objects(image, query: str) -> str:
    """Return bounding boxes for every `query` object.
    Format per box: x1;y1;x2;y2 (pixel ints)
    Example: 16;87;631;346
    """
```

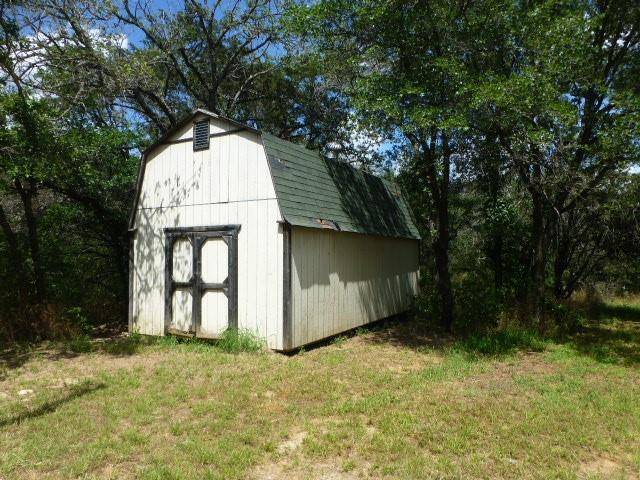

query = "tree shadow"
94;333;153;356
356;313;454;351
283;313;452;355
323;158;416;238
348;309;640;366
592;303;640;323
561;297;640;365
568;321;640;366
359;316;549;358
0;381;105;428
0;330;149;380
0;346;80;381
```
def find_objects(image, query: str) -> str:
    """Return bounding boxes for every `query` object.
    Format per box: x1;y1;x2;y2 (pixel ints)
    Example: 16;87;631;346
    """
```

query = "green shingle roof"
262;133;420;240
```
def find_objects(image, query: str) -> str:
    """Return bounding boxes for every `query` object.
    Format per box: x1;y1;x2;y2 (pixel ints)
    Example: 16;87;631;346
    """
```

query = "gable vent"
193;120;210;151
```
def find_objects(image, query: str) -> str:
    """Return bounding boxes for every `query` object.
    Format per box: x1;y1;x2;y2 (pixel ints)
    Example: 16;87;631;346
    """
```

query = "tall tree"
0;9;53;302
474;0;640;312
290;0;521;329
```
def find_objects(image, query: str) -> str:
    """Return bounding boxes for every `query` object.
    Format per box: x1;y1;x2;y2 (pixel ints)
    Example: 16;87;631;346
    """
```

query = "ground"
1;297;639;480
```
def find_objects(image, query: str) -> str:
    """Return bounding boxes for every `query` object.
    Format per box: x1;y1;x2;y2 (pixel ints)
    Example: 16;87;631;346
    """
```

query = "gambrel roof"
130;109;420;240
262;133;420;240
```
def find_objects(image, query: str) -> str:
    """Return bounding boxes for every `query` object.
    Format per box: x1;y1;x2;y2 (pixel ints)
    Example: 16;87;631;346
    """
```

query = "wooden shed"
128;108;421;350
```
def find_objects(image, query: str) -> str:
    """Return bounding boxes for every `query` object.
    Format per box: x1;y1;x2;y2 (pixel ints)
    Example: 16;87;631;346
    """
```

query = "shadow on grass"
288;313;455;356
0;332;148;380
355;314;453;349
454;329;548;357
569;322;640;366
592;303;640;323
0;347;80;381
356;306;640;365
98;333;152;355
564;297;640;365
355;314;545;358
0;381;105;428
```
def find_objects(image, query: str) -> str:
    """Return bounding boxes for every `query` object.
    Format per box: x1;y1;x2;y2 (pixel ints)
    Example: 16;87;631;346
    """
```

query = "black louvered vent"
193;120;210;151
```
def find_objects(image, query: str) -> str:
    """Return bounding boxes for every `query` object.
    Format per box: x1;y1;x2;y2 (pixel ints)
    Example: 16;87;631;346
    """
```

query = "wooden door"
164;226;239;337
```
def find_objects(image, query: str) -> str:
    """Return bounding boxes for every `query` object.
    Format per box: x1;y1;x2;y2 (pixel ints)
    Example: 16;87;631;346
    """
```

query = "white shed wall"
290;227;419;348
131;116;284;349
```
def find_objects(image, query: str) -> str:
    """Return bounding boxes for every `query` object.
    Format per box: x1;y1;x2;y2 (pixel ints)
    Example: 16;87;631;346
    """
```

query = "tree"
0;8;55;302
290;0;524;330
474;0;640;313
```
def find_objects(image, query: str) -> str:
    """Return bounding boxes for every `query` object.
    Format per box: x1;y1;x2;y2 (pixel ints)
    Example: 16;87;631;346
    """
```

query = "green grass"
1;297;639;479
215;328;264;353
456;328;548;357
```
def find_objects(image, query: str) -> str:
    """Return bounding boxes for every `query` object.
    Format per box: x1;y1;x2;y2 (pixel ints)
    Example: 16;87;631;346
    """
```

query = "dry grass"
1;297;639;479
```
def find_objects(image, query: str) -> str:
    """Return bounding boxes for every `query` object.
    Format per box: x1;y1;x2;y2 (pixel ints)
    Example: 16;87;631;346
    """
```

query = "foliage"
0;0;639;342
67;334;93;354
292;0;640;330
0;93;138;340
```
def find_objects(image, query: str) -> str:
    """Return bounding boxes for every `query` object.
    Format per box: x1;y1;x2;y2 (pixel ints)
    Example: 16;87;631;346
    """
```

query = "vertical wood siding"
290;227;419;348
132;116;284;349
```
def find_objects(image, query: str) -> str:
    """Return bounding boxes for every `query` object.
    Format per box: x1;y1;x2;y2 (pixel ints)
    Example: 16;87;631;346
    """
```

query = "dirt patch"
277;430;308;455
253;427;366;480
579;456;638;479
466;353;557;386
252;460;362;480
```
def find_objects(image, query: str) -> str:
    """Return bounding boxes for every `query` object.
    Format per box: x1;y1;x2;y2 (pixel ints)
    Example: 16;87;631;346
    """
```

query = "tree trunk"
490;232;504;289
434;224;453;331
552;220;569;299
0;203;28;299
433;136;454;332
15;180;46;303
530;164;545;321
410;130;455;331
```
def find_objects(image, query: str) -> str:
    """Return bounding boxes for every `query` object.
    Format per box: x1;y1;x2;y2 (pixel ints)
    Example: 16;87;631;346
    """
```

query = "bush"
548;303;585;337
453;271;505;333
414;261;513;334
102;332;144;355
65;307;92;334
67;334;93;353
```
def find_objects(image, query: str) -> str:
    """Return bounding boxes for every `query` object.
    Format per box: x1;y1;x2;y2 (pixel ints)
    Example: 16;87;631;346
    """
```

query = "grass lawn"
1;297;639;479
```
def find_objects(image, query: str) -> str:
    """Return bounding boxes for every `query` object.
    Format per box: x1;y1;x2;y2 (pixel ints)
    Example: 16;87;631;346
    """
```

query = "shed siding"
132;117;284;349
290;227;419;348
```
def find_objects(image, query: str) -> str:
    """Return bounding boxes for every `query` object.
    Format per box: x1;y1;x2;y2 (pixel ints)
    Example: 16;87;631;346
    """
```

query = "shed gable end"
131;114;280;229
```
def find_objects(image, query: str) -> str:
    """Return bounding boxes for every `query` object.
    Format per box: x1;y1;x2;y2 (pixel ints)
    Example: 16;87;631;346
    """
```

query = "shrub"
548;303;585;337
67;334;93;353
102;332;144;355
413;279;443;329
453;271;505;333
65;307;92;334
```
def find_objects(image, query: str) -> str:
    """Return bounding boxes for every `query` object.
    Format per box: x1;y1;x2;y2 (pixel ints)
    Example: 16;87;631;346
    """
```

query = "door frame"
164;225;240;337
